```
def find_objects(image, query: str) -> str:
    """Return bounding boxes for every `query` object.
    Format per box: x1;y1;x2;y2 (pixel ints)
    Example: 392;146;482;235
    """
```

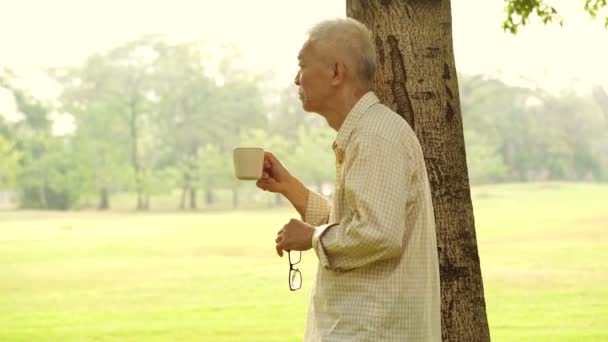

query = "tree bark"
347;1;490;341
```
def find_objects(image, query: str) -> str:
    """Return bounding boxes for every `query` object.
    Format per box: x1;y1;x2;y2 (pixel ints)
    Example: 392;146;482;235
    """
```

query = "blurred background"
1;0;606;341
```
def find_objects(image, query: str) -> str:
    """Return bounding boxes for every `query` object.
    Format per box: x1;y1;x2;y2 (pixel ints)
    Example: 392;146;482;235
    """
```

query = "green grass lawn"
0;182;606;341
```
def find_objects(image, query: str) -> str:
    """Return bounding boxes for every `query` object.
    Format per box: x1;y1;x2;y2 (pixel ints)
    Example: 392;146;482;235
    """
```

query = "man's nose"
294;71;300;86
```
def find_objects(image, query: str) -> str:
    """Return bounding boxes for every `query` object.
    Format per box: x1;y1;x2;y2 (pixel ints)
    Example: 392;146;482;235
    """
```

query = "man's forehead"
298;41;315;60
297;45;307;60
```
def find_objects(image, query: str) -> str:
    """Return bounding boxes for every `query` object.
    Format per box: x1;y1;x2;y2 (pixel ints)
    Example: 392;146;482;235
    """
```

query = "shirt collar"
333;91;380;151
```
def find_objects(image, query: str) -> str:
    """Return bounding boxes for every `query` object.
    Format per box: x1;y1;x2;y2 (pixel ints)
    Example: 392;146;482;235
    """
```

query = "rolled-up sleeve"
303;189;331;226
312;133;412;271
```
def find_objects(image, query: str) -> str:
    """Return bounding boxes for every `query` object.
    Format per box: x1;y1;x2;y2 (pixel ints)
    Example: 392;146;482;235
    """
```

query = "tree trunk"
187;147;199;210
38;182;48;209
206;189;215;206
143;195;150;210
136;191;144;210
179;185;187;210
96;153;110;210
129;99;144;211
232;188;238;209
347;1;490;341
98;187;109;210
189;187;197;210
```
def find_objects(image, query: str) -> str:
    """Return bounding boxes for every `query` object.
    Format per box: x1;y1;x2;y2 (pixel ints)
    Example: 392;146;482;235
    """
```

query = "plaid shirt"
303;92;441;341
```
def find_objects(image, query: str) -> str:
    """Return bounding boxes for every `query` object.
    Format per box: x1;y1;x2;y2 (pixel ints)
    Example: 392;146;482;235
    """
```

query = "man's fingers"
265;151;277;163
276;229;285;247
276;244;284;257
256;182;269;192
263;153;274;168
277;241;289;255
257;177;275;187
256;178;276;192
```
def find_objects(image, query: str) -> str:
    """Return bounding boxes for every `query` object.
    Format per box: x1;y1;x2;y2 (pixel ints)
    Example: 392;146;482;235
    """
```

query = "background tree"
3;19;606;213
504;0;608;33
152;42;269;210
347;1;490;340
459;73;608;182
55;55;132;209
267;85;326;140
105;38;160;210
151;41;220;210
287;126;335;192
197;144;231;207
0;134;20;189
1;82;77;210
460;75;536;182
0;78;21;190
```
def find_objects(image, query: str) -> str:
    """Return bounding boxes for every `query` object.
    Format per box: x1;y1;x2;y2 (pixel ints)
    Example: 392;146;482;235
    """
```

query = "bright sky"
1;0;607;125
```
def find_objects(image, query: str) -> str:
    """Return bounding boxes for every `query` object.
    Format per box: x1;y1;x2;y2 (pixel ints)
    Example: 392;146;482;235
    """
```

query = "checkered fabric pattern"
302;92;442;341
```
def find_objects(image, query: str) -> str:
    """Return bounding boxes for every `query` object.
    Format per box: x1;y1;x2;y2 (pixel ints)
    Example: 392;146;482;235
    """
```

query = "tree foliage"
0;134;20;188
1;38;606;210
460;74;608;183
504;0;608;33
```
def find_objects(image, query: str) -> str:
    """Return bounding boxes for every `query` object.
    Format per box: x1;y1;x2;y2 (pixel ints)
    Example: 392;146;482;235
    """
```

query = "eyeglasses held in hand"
289;251;302;291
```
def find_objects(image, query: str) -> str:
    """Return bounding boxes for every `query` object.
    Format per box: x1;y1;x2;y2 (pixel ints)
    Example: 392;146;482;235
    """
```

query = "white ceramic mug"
233;147;264;180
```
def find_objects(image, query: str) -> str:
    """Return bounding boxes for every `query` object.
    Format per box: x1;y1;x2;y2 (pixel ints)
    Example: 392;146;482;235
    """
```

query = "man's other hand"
275;219;314;257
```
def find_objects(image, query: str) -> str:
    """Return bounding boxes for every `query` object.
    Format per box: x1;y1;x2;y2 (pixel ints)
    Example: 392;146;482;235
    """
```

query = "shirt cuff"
304;190;330;226
312;223;338;269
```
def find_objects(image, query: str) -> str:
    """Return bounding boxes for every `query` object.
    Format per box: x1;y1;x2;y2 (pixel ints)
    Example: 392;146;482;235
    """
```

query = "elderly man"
256;18;441;341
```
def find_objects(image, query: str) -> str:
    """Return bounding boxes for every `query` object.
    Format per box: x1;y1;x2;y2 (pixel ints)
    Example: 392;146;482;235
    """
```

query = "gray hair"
307;18;376;85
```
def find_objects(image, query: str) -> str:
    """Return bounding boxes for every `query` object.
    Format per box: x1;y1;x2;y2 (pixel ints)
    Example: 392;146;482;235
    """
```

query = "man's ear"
330;62;346;86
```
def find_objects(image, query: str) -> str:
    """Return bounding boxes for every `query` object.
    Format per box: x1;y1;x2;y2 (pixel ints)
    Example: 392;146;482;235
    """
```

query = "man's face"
294;41;333;114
